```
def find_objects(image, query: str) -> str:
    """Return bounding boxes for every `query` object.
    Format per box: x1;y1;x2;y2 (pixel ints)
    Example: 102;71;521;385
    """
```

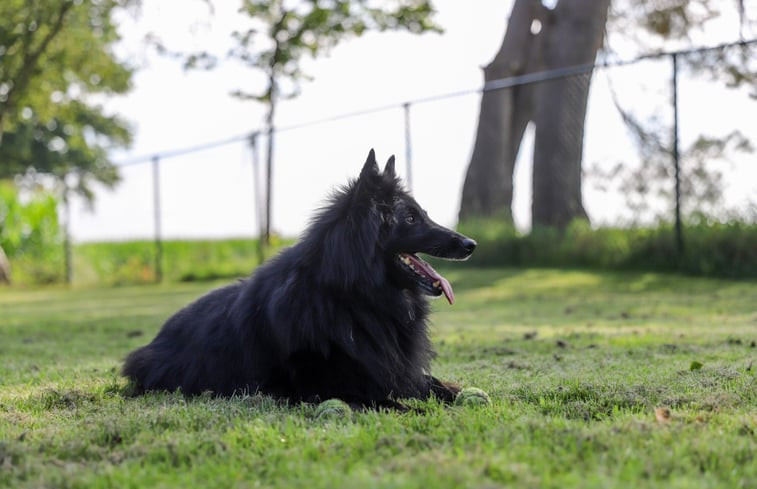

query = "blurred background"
1;0;755;286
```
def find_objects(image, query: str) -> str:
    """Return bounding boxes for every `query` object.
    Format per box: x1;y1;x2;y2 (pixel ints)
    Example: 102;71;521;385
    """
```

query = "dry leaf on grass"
655;407;672;424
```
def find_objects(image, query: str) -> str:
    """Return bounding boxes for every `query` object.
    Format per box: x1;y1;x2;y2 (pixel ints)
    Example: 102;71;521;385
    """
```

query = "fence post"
62;184;72;285
264;97;276;248
152;156;163;283
671;52;683;254
248;132;265;265
738;1;745;41
403;102;413;191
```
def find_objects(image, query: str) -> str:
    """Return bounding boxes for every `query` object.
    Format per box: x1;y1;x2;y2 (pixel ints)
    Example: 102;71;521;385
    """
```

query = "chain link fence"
59;40;756;283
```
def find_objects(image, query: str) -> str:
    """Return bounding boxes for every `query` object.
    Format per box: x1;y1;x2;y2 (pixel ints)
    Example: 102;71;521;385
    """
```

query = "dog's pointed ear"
360;149;379;180
384;155;396;178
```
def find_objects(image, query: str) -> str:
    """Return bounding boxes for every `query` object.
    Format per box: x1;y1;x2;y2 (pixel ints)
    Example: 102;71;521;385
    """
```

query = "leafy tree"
459;0;610;228
591;102;754;221
164;0;438;244
459;0;756;230
458;0;539;224
598;1;756;223
0;0;135;282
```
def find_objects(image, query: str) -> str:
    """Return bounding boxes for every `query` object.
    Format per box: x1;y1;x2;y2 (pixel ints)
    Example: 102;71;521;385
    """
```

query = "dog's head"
352;149;476;304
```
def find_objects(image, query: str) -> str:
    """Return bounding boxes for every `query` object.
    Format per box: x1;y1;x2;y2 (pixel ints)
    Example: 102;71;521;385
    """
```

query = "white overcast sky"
69;0;757;242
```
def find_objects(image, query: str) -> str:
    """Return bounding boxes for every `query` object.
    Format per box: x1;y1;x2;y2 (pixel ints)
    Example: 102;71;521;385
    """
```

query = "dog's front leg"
424;375;460;403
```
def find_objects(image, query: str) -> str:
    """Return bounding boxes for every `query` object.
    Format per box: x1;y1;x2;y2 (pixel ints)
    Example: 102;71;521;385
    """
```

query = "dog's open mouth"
397;253;454;305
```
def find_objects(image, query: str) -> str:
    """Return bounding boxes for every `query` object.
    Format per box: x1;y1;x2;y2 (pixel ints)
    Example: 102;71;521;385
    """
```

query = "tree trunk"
531;0;610;229
0;246;10;284
458;0;545;222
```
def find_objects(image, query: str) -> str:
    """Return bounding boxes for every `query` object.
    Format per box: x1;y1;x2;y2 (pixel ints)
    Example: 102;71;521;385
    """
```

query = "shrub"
456;218;757;278
73;237;289;285
0;182;63;284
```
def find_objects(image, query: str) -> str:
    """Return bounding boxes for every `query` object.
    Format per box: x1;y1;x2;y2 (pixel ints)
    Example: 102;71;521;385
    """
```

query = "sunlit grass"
1;268;755;488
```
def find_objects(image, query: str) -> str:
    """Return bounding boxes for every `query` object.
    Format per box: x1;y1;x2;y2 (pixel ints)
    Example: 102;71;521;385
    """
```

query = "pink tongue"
406;254;455;305
438;275;454;305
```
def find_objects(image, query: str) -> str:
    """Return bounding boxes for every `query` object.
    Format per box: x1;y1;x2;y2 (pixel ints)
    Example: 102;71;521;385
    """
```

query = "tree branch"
0;1;74;142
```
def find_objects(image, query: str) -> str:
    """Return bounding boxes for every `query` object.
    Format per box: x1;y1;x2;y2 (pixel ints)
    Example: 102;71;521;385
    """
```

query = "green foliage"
169;0;439;246
72;237;289;285
1;269;755;488
612;0;719;41
0;0;134;201
601;3;757;219
0;182;63;283
172;0;439;114
598;102;755;218
227;0;439;101
6;235;291;286
13;216;754;286
457;218;757;278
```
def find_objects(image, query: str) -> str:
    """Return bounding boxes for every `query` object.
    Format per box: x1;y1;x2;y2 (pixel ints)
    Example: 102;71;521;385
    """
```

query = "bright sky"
69;0;757;242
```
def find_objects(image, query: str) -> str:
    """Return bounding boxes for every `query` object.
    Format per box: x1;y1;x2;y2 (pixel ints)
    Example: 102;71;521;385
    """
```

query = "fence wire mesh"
57;40;757;283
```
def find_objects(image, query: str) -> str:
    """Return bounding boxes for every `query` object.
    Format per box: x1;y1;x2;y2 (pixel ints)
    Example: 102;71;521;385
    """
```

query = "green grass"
1;268;755;488
8;237;291;286
9;218;757;286
457;219;757;279
73;238;283;285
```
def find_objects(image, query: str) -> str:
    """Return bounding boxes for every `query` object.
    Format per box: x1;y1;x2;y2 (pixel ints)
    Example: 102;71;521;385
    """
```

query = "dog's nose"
461;238;477;254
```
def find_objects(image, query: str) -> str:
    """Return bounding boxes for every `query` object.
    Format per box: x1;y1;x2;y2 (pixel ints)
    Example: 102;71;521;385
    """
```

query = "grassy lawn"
0;268;755;488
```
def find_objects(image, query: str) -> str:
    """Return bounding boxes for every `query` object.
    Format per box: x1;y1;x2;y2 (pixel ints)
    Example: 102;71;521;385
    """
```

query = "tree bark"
531;0;610;229
0;246;10;284
458;0;545;222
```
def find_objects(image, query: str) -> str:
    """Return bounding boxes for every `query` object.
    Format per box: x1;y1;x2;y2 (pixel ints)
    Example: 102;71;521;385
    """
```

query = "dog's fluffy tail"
121;346;151;395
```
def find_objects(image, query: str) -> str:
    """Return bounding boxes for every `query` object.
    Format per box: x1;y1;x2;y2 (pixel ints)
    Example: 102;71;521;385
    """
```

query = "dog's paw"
454;387;491;407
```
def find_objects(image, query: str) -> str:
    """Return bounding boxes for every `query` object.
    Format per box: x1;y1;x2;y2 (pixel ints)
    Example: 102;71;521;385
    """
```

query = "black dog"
123;150;476;408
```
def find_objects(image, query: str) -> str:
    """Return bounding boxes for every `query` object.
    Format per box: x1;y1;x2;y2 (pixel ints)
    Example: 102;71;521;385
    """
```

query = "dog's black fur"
123;150;476;408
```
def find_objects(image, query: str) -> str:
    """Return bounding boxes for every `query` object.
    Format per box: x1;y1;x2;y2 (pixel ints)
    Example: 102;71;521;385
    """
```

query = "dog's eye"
405;214;415;224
